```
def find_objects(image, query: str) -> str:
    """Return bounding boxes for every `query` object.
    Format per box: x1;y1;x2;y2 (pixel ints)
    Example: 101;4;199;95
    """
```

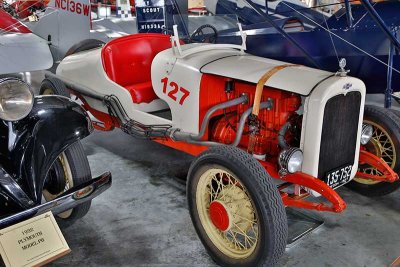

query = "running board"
286;208;324;248
0;172;112;229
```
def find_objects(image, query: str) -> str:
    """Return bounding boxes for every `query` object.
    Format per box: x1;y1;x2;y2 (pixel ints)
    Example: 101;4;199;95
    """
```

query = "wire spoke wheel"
187;146;287;266
197;168;259;259
347;106;400;197
355;120;396;185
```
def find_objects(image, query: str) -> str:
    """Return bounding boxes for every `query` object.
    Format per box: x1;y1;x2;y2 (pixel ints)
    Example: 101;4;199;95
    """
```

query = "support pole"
359;0;400;52
385;32;396;108
344;0;353;28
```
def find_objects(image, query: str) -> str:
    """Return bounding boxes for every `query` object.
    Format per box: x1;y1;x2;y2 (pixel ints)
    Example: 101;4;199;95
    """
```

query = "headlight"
279;147;303;174
360;123;373;145
0;78;34;121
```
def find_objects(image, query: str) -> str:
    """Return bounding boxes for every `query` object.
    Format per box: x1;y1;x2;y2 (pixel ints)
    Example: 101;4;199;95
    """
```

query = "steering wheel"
189;24;218;44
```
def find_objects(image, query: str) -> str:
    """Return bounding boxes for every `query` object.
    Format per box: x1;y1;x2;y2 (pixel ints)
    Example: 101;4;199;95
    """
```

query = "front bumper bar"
276;150;398;213
280;172;347;213
0;172;112;228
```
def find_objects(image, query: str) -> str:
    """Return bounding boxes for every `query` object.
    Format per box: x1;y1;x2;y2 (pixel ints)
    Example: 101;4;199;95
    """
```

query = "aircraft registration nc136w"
55;0;90;16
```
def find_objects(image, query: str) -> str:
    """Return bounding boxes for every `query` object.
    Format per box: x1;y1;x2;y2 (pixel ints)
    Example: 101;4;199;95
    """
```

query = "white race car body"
57;48;170;124
45;21;399;267
151;44;337;133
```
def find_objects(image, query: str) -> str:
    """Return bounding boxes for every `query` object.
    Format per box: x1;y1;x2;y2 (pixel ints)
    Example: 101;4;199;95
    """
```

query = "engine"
199;70;366;196
203;75;302;162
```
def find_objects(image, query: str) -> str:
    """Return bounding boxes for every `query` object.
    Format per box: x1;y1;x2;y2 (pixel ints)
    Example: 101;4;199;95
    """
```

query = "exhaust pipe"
0;172;112;229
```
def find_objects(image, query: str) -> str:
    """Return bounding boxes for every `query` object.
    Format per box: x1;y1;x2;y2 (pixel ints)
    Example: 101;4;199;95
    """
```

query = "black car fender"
1;95;93;204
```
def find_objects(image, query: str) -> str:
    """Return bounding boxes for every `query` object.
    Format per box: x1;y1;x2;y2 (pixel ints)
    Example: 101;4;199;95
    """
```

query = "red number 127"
161;77;190;105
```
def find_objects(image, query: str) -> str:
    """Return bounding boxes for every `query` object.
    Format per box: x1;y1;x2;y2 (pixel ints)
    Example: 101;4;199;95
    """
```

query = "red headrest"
101;33;172;87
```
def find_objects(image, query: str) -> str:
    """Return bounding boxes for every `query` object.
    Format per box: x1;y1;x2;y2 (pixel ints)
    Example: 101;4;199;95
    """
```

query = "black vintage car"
0;77;111;228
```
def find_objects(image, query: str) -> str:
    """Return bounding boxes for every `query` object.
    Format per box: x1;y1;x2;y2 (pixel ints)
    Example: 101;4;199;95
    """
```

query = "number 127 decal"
161;77;190;105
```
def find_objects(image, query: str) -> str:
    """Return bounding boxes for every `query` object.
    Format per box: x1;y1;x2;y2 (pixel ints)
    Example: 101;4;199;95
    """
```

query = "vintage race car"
41;27;399;266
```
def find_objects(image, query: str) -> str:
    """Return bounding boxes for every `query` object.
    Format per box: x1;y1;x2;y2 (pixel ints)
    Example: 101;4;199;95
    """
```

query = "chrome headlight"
0;78;34;121
279;147;303;174
360;123;373;145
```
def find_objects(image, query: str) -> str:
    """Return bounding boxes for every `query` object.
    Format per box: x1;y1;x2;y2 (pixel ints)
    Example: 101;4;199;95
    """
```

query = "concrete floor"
7;71;400;266
42;129;400;267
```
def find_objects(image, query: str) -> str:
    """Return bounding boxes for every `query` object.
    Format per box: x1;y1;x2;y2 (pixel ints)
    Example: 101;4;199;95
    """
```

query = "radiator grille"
318;92;361;180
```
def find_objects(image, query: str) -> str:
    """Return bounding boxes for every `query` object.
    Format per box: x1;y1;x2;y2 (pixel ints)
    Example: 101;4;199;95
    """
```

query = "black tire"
65;39;105;58
389;108;400;118
44;142;92;227
187;145;287;267
40;77;69;97
346;105;400;197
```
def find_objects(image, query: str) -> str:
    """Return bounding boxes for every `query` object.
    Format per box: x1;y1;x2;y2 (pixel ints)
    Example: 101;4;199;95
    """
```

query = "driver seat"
101;34;172;104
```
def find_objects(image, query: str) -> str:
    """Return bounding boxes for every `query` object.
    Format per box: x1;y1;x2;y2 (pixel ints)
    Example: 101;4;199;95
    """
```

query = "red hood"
0;9;31;33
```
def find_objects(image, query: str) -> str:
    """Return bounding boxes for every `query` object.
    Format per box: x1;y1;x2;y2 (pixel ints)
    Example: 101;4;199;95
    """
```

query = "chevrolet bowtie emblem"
343;83;352;90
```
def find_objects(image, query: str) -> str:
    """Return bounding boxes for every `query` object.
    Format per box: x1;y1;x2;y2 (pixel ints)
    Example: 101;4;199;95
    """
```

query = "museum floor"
14;72;400;266
44;128;399;267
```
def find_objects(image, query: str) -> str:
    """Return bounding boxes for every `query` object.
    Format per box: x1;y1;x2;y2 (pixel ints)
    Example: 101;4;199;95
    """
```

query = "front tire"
389;108;400;118
347;105;400;197
187;146;287;267
43;142;92;227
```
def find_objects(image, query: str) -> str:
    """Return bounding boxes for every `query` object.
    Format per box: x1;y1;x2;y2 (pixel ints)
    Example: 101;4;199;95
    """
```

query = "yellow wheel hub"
356;120;396;185
196;167;259;259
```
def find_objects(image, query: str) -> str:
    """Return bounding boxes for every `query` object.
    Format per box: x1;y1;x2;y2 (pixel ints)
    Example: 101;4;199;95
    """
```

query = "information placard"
0;212;70;267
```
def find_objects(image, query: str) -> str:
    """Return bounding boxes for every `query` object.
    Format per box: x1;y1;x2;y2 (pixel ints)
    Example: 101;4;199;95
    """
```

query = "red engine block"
199;74;301;161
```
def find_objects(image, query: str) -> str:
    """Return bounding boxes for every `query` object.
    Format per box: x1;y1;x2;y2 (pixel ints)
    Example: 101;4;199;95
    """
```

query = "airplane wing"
0;32;53;75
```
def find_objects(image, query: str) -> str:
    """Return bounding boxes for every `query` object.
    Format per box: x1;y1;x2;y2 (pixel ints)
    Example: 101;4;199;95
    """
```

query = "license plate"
325;164;353;189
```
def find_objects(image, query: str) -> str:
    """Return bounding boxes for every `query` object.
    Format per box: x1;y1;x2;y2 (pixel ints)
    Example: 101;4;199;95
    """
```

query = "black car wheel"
187;145;287;267
43;142;92;227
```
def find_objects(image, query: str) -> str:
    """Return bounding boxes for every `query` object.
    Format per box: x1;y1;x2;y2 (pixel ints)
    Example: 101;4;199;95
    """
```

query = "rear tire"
65;39;105;58
40;78;69;97
43;142;92;227
347;105;400;197
187;145;287;267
